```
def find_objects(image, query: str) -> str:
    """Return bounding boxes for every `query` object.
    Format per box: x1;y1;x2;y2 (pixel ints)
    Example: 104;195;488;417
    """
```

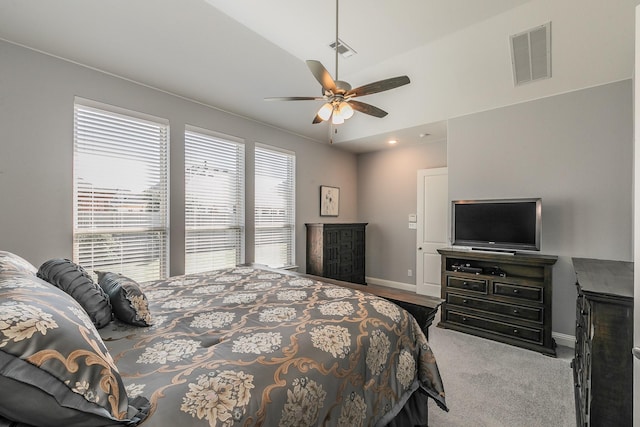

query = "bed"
0;251;447;427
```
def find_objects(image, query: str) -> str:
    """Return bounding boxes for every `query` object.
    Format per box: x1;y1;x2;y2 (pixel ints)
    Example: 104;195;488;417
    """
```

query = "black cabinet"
572;258;633;427
305;223;367;284
437;248;558;356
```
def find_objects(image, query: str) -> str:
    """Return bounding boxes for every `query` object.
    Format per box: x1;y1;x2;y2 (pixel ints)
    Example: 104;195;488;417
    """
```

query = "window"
73;99;169;282
185;127;245;273
254;144;295;268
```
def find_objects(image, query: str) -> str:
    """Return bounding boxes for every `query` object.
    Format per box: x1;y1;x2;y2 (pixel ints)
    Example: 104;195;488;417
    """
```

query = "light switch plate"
408;214;417;222
408;222;417;229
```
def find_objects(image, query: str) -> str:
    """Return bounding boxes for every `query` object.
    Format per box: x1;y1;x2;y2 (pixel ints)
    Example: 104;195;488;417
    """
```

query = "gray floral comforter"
100;266;447;426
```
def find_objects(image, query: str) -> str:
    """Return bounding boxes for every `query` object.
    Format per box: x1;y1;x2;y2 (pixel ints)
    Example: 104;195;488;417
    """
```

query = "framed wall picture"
320;185;340;216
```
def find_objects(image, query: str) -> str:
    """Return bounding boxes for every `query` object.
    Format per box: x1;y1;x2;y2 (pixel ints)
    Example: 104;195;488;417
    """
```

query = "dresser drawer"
493;282;542;302
339;263;353;275
446;276;487;294
340;251;353;264
446;310;543;344
447;293;542;322
340;229;353;241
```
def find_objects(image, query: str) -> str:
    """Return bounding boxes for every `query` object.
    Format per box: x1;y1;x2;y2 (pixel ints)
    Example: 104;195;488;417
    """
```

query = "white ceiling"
0;0;615;153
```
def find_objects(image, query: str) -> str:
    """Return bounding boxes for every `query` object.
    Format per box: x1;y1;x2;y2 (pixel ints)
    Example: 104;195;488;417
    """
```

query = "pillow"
0;251;37;276
37;259;112;329
0;272;149;426
96;272;153;327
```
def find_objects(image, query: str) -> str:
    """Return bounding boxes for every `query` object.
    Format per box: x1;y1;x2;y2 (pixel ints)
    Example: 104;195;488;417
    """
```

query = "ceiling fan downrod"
335;0;339;81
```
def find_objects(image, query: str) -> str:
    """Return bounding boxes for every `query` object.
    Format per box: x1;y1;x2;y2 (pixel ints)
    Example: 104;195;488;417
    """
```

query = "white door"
633;5;640;424
416;167;448;297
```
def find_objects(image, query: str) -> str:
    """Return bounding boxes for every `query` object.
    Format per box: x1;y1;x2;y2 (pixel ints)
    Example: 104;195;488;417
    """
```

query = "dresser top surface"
572;257;633;299
305;223;368;227
437;248;558;265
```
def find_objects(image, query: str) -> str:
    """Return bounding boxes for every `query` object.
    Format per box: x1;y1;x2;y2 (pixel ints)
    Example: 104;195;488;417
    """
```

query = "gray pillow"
0;272;149;426
96;272;153;327
37;259;112;329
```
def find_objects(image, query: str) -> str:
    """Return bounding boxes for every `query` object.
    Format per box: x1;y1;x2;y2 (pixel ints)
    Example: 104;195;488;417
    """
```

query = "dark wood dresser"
437;248;558;356
305;223;367;284
572;257;633;427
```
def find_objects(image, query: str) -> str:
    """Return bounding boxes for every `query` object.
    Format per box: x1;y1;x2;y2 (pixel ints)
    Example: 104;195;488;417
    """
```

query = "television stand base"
437;248;558;355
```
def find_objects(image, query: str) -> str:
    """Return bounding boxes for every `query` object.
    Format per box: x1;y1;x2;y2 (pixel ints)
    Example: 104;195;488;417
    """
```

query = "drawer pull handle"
463;282;468;286
513;309;519;314
463;299;468;304
462;317;467;322
513;289;520;294
513;329;519;334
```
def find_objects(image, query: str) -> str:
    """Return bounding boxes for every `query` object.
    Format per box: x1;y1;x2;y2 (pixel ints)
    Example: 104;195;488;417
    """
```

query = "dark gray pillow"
96;272;153;327
0;272;149;426
37;259;112;329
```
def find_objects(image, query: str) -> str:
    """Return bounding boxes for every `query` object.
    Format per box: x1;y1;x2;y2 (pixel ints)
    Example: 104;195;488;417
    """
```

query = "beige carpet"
426;318;576;427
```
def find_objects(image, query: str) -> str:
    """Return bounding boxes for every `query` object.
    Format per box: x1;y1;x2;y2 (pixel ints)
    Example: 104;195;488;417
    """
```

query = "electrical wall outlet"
408;269;413;277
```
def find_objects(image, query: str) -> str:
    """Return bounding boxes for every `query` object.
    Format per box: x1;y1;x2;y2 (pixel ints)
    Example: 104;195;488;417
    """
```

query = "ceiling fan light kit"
264;0;410;129
337;102;353;120
318;103;333;121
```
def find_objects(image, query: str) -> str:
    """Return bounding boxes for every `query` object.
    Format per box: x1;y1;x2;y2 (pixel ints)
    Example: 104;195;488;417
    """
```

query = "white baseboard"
552;331;575;349
365;276;416;292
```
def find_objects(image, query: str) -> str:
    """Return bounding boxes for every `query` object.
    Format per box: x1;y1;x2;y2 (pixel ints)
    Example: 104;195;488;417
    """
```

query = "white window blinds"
73;100;169;282
185;128;245;274
254;144;295;268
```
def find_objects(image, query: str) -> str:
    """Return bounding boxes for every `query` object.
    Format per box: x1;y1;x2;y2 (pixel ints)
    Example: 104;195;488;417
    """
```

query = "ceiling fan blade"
349;100;388;118
347;76;410;98
312;114;323;124
264;96;324;101
306;60;338;93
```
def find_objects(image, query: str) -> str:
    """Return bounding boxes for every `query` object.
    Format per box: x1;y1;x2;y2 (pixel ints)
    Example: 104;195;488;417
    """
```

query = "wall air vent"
329;38;357;58
510;22;551;86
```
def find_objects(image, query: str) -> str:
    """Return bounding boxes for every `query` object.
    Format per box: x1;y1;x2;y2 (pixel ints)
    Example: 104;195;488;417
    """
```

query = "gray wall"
357;142;447;283
448;79;633;336
0;40;358;274
354;80;632;338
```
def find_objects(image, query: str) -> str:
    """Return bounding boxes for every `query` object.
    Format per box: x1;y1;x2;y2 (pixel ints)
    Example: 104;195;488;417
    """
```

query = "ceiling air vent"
329;38;357;58
510;22;551;86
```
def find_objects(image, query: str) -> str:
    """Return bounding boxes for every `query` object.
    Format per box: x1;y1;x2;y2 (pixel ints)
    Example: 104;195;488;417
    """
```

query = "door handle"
633;347;640;360
418;247;422;251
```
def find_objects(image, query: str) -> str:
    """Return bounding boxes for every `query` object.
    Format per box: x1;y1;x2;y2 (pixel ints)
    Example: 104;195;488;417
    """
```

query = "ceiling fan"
265;0;410;125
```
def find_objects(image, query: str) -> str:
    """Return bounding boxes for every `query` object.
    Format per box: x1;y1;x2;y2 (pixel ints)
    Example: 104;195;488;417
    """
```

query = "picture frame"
320;185;340;217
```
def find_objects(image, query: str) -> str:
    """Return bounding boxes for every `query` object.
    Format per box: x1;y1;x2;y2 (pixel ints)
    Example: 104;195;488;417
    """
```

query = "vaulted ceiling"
0;0;636;152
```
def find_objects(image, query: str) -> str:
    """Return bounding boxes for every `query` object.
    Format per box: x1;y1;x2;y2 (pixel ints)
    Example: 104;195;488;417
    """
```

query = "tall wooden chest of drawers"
437;248;558;356
572;258;633;427
305;223;367;285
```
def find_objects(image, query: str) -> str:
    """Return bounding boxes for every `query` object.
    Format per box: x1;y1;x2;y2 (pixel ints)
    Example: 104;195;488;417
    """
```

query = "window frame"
184;126;245;274
72;97;170;282
254;143;296;269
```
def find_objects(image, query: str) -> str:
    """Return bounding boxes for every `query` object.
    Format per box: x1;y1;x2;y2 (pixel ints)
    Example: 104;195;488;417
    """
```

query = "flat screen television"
451;198;542;252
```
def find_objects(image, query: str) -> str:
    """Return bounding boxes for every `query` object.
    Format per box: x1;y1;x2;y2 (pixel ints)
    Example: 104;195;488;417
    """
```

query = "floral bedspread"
100;266;446;427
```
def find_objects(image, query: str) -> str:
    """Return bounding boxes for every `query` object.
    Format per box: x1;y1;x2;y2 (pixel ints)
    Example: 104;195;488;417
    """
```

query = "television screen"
452;198;541;252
